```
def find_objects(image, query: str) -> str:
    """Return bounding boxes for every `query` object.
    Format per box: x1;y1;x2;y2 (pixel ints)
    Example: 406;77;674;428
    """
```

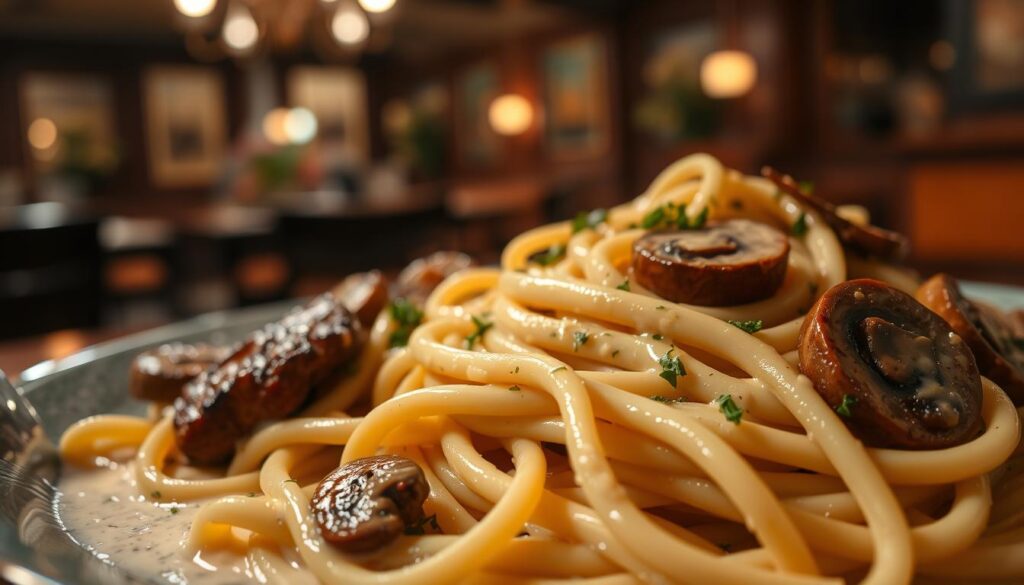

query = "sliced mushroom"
129;343;230;403
332;270;390;328
799;279;983;449
395;251;474;304
761;166;908;261
917;274;1024;404
312;455;429;553
631;219;789;306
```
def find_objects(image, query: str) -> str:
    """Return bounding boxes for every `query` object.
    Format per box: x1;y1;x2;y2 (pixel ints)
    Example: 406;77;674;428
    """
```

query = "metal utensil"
0;370;126;585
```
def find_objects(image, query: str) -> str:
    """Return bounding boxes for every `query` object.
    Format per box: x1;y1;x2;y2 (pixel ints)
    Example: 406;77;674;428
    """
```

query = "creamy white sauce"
57;464;310;585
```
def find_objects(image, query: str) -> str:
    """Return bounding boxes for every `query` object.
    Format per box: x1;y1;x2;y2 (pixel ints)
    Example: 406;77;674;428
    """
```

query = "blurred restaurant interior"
1;0;1023;371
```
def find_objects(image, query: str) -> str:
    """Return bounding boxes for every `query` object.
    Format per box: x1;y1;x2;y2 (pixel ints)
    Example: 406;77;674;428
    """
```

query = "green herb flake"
641;206;666;229
658;349;686;387
715;394;743;425
798;180;815;194
835;394;858;418
247;492;257;497
691;207;709;229
571;208;609;234
616;280;631;292
150;491;162;500
283;479;299;485
572;331;590;351
388;298;424;348
652;334;664;341
169;507;179;515
550;366;567;374
656;305;667;310
651;395;686;404
727;319;764;334
465;315;494;349
611;349;620;358
509;385;521;392
529;243;567;267
791;212;808;236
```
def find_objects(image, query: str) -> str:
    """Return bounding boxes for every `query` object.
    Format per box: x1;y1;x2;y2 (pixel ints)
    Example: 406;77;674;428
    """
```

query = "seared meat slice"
173;294;362;464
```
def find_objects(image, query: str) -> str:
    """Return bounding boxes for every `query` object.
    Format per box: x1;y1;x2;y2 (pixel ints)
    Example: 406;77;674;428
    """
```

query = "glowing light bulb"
700;50;758;99
488;94;533;136
358;0;396;13
332;7;370;46
262;108;290;145
284;108;318;144
27;118;58;150
223;5;259;52
174;0;217;18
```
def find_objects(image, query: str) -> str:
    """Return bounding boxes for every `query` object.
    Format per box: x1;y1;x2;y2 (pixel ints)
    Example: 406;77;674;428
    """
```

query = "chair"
0;203;101;340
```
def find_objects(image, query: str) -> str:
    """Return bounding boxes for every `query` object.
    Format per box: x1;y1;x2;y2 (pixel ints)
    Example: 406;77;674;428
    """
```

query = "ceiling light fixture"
358;0;396;14
222;3;260;53
174;0;217;18
331;5;370;46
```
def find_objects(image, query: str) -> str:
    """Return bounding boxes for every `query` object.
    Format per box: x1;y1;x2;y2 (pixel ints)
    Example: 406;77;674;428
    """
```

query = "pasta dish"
56;153;1024;584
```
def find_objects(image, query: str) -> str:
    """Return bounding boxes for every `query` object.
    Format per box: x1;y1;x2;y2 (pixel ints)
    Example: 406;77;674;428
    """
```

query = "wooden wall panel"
909;161;1024;262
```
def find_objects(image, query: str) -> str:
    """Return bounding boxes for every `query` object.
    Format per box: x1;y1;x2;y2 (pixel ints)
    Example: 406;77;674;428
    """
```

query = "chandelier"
171;0;399;61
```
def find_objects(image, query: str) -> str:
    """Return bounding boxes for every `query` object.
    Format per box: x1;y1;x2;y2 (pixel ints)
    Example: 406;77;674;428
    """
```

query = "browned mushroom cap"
395;251;474;304
631;219;789;306
917;274;1024;404
799;279;983;449
761;166;908;261
312;455;429;553
129;343;230;403
332;270;390;328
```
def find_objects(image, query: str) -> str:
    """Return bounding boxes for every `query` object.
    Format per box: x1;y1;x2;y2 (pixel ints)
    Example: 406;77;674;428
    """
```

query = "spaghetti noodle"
58;153;1024;584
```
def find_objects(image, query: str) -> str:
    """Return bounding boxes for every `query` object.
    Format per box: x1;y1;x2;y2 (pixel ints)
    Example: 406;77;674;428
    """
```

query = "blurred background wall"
1;0;1023;364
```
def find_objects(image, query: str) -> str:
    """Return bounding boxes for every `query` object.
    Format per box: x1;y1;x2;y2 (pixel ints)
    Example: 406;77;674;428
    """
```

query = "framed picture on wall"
19;73;118;178
455;62;502;170
947;0;1024;112
143;65;227;188
288;66;370;163
541;33;610;160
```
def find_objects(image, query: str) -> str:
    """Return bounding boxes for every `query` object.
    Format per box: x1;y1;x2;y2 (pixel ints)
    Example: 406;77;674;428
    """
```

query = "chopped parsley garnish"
169;507;179;515
835;394;858;418
405;513;441;535
798;180;815;194
791;212;808;236
641;206;666;229
656;305;666;310
658;349;686;387
611;349;620;358
528;243;567;266
640;203;709;231
150;491;162;500
652;333;664;341
616;280;631;291
573;331;590;351
715;394;743;425
465;315;493;349
388;298;424;348
283;479;299;484
571;208;609;234
509;385;521;392
691;207;709;229
727;319;764;334
247;492;257;497
651;395;686;404
550;366;567;374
